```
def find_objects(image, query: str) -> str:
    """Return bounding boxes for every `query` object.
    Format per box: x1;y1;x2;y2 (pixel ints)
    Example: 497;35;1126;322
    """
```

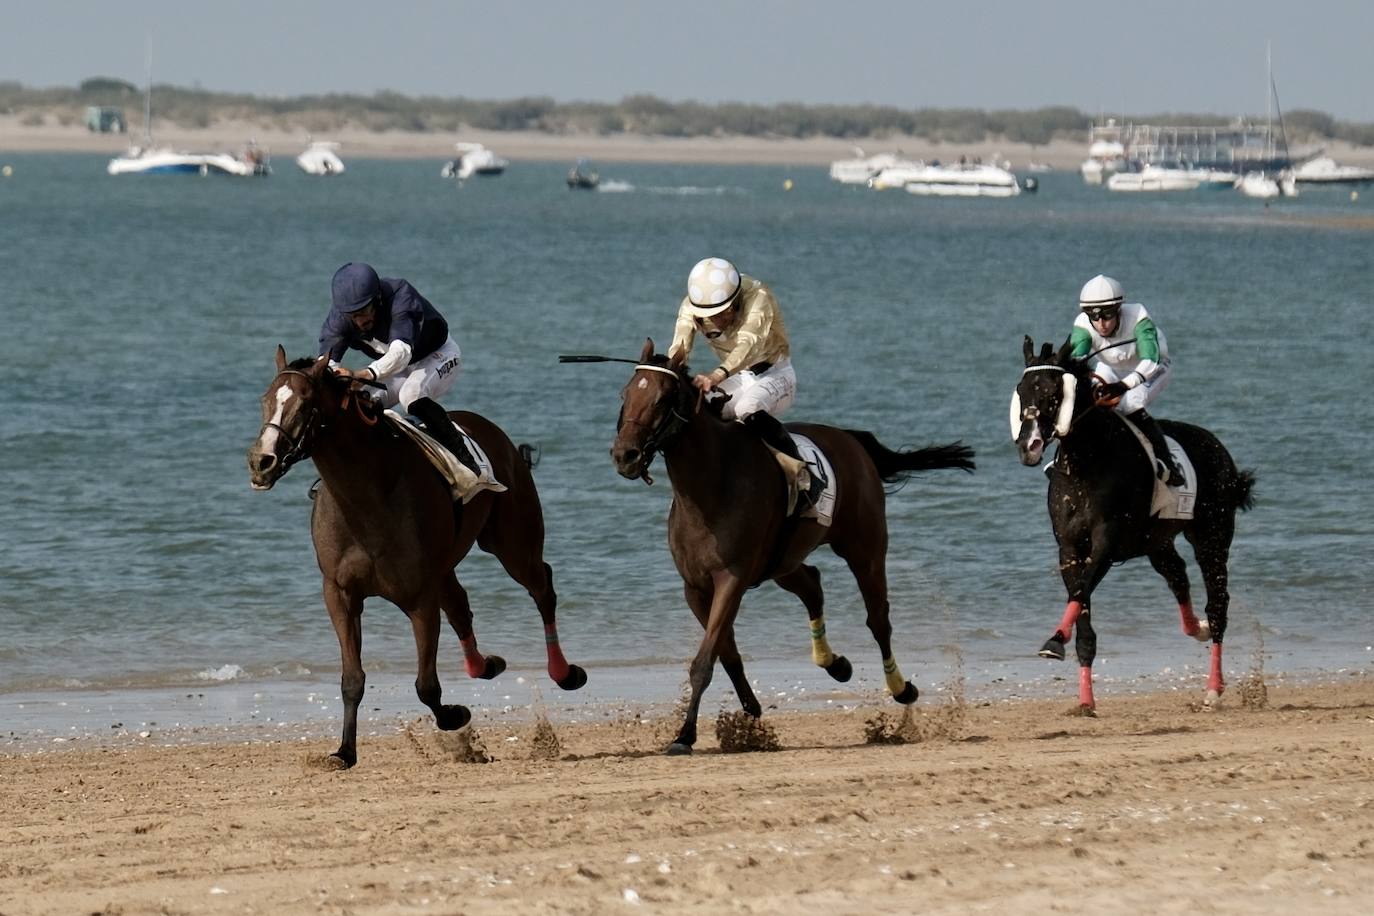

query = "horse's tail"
518;443;541;470
1230;468;1257;512
846;431;976;484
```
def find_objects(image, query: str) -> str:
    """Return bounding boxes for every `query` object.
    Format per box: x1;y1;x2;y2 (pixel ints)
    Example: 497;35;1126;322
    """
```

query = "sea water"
1;154;1371;744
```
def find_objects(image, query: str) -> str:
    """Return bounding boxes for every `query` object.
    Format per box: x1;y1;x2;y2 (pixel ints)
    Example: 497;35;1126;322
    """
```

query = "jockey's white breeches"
371;337;463;411
1094;357;1172;414
717;356;797;421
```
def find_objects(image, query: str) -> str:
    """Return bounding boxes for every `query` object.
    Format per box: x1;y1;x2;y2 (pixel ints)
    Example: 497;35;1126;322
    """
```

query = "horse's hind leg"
407;597;471;732
1148;542;1208;641
439;571;507;680
684;582;761;719
1185;520;1236;707
323;581;365;768
837;551;918;705
480;516;586;691
774;564;852;683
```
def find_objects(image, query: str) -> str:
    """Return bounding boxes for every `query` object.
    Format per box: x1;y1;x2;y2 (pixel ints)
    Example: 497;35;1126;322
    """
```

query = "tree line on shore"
4;78;1371;147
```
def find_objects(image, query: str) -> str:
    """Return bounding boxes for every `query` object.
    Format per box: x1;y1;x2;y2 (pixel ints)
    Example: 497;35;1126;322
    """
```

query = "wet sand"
3;677;1372;914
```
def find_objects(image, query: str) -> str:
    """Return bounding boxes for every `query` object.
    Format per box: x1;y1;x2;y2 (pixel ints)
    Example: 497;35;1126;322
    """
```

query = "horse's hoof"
1191;621;1212;642
435;704;472;731
1038;637;1066;661
893;682;919;705
1066;704;1097;718
478;655;507;679
320;753;354;771
665;742;694;756
1202;689;1222;709
824;655;853;683
555;664;588;691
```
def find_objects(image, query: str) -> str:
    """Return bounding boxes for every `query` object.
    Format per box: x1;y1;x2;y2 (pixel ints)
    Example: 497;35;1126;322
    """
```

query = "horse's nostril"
623;449;640;465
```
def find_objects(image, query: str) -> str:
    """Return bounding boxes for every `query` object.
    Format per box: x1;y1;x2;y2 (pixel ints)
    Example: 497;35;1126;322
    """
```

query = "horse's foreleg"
775;564;852;683
1148;544;1207;640
1040;537;1107;660
439;572;506;680
685;583;760;718
408;597;471;732
670;576;745;755
844;554;917;705
323;581;364;769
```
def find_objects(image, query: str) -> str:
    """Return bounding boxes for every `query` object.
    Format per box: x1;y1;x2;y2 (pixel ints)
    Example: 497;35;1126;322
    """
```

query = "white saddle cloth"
770;432;837;526
1120;419;1197;520
384;410;507;504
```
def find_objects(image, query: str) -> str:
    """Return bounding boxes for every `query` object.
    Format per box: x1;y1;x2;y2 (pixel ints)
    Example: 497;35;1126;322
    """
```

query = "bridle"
259;369;325;474
618;364;694;484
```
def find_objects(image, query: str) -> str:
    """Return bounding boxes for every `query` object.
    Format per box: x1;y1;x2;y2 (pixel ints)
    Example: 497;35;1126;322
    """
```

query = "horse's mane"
287;356;318;371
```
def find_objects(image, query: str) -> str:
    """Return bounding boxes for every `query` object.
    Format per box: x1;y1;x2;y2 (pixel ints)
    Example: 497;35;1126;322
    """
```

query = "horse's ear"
1039;342;1053;362
1022;335;1035;366
1054;337;1074;366
313;354;330;375
639;338;655;363
667;349;686;372
275;344;287;371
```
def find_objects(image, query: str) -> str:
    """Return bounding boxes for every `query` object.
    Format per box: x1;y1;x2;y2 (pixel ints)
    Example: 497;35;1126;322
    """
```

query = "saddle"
763;433;837;525
383;410;507;504
1118;417;1197;520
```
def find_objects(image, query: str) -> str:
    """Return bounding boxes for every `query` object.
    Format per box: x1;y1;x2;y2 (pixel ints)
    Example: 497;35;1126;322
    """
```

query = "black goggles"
1083;305;1120;321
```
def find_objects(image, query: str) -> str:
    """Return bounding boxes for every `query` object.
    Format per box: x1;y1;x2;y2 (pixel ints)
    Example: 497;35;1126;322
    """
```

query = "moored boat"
296;140;345;176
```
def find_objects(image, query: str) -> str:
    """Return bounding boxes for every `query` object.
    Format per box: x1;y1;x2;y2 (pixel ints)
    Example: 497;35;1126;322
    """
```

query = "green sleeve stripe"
1069;326;1092;358
1134;318;1160;361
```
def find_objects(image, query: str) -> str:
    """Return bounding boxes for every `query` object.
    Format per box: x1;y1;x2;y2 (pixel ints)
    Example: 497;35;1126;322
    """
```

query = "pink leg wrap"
1178;601;1201;637
1078;666;1095;709
1207;642;1225;695
460;636;487;679
1054;601;1083;642
545;624;571;683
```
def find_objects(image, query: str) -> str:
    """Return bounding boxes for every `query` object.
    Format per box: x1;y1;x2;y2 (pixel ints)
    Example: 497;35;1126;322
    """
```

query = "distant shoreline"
7;116;1369;170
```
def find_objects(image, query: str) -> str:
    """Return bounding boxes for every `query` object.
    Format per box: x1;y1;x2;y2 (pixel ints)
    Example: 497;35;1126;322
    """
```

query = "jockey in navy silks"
318;261;478;472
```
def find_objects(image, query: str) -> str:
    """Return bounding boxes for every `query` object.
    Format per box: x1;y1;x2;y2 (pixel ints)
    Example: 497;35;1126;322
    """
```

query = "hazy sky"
4;0;1371;121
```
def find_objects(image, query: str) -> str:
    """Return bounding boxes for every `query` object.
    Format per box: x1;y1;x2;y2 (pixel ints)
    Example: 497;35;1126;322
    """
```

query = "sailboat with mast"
108;42;271;177
1235;43;1298;199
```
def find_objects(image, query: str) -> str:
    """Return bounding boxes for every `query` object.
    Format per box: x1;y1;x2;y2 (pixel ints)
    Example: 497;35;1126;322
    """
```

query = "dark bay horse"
247;347;586;768
611;340;975;754
1011;337;1256;712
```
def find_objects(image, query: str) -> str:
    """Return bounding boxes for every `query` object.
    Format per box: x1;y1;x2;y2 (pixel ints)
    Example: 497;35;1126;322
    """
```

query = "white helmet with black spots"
684;257;741;318
1078;274;1125;311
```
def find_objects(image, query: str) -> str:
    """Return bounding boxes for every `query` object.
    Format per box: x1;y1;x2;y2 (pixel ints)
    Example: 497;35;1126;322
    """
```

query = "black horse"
1011;337;1256;711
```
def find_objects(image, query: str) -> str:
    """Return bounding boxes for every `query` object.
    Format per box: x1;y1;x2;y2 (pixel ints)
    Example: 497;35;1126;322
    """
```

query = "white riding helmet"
684;257;741;318
1078;274;1125;310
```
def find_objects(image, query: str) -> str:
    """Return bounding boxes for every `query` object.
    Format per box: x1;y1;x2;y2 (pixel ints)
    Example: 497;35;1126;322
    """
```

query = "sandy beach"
3;678;1371;914
6;115;1374;170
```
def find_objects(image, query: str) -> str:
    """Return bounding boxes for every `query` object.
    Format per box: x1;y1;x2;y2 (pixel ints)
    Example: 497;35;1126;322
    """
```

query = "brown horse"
247;347;586;768
610;340;975;754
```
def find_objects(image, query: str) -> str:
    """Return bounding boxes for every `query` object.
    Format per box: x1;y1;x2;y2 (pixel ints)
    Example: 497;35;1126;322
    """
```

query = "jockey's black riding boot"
409;397;479;474
1131;409;1184;486
745;411;824;508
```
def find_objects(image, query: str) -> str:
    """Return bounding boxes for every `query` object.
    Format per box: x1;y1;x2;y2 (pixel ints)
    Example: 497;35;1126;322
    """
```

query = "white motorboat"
296;140;345;175
1292;156;1374;184
441;142;509;180
902;163;1022;197
108;146;208;175
1235;170;1298;199
108;143;269;177
1080;137;1127;185
829;148;905;184
1106;165;1202;193
866;160;928;190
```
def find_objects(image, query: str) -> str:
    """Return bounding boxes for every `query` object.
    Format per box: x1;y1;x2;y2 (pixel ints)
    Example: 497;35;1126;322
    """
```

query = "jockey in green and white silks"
1069;274;1183;485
